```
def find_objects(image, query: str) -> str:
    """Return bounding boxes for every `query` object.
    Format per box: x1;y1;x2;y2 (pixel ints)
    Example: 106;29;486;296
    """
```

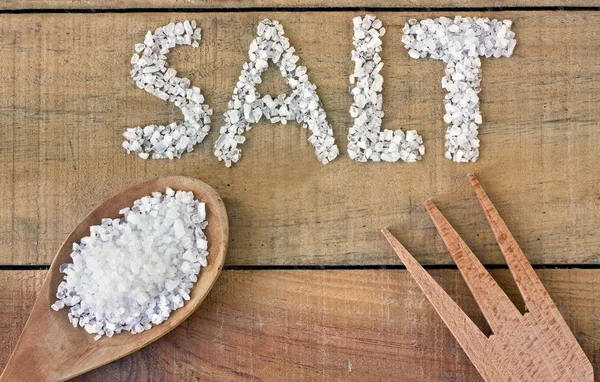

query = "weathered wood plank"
0;0;598;10
1;12;599;265
0;269;598;380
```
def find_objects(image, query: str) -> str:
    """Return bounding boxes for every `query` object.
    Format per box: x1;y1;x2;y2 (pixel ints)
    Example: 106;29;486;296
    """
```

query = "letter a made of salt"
403;17;516;163
349;15;424;163
214;19;340;167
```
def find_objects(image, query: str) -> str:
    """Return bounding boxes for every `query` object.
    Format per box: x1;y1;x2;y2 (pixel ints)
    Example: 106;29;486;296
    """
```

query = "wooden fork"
382;174;593;381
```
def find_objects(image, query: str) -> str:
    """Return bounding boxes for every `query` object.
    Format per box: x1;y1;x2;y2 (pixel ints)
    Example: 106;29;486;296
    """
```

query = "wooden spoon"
0;176;229;381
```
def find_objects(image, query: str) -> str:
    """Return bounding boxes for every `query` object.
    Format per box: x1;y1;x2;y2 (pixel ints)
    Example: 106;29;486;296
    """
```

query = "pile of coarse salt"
349;15;424;162
124;20;213;160
51;188;209;340
214;19;339;167
402;16;516;162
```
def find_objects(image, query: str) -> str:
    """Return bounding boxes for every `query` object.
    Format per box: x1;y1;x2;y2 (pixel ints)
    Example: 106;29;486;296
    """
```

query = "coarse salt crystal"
348;15;424;163
214;19;339;167
124;20;213;160
402;16;516;162
52;189;209;339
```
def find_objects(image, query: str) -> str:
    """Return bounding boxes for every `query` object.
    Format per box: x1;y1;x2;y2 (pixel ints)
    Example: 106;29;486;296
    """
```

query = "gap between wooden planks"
0;12;599;266
0;269;598;381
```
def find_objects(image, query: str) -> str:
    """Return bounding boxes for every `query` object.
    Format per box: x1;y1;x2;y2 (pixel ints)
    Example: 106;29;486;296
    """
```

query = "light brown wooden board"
0;269;598;381
1;12;599;266
1;0;598;9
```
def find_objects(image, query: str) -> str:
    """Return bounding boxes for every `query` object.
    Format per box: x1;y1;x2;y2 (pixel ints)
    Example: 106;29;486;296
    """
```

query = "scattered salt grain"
349;15;424;163
52;188;209;339
402;16;516;162
124;21;213;160
214;19;340;167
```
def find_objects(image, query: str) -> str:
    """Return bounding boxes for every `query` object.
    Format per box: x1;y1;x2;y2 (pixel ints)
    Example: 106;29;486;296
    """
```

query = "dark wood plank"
0;269;598;380
0;0;598;9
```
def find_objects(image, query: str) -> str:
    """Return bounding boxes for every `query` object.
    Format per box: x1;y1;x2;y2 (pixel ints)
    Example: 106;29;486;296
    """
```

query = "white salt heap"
124;20;213;160
52;188;209;340
402;16;516;162
349;15;424;163
214;19;339;167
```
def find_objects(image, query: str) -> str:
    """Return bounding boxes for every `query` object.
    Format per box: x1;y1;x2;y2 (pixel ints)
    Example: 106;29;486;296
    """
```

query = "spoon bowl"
0;176;228;381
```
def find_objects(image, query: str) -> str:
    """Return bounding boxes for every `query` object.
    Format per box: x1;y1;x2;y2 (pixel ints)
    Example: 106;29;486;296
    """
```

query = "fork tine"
468;174;555;313
381;229;489;360
425;200;521;334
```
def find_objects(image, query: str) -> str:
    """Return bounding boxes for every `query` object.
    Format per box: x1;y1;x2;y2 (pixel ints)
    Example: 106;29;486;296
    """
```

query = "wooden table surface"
1;1;599;381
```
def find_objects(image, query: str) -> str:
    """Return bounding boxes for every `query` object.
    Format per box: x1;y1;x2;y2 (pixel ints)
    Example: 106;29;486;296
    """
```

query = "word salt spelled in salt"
402;16;516;162
214;19;340;167
124;20;213;160
349;15;424;163
51;188;209;339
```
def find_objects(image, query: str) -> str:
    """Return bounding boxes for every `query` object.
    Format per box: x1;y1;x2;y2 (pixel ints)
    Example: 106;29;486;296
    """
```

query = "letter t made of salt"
402;17;516;163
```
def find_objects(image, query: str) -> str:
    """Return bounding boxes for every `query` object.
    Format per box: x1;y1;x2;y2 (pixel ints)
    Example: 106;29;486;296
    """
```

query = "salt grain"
124;21;213;160
52;188;209;339
349;15;424;163
402;16;516;162
214;19;340;167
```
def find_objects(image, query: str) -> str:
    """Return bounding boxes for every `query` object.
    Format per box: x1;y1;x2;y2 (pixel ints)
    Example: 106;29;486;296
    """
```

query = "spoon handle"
1;275;82;381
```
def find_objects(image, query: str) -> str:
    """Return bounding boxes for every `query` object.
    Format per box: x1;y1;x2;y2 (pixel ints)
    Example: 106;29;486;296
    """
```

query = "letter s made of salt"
124;21;213;160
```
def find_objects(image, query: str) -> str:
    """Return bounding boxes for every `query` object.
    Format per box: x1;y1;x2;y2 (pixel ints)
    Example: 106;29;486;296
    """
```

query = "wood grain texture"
384;175;593;381
1;0;599;10
1;12;599;266
0;177;229;381
0;269;598;381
